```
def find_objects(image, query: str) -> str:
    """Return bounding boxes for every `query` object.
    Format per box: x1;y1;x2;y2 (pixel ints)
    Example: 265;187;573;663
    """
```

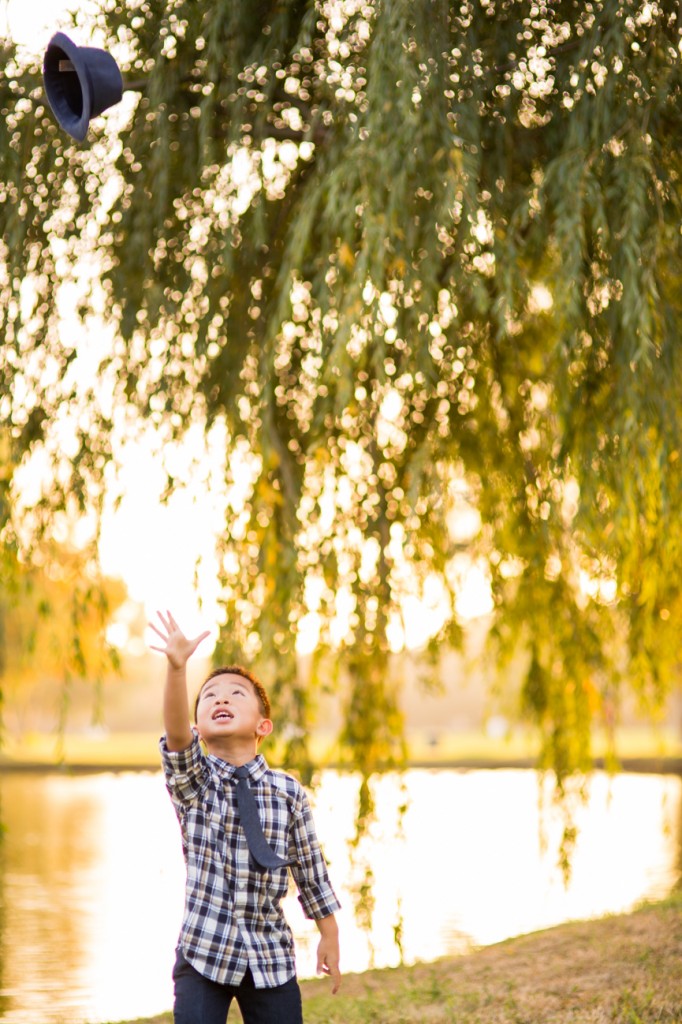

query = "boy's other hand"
149;610;210;668
316;934;342;994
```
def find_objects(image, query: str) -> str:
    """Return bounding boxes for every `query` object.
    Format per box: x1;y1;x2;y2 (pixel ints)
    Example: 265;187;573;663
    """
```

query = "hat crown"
43;32;123;142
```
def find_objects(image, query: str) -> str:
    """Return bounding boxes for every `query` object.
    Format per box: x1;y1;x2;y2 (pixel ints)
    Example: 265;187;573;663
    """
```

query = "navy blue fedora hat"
43;32;123;142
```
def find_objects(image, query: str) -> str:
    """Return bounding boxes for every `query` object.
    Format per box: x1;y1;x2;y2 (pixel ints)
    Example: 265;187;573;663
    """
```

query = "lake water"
0;766;680;1024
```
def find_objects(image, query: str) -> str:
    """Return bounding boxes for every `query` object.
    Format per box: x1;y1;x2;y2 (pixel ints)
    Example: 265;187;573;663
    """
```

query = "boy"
149;609;341;1024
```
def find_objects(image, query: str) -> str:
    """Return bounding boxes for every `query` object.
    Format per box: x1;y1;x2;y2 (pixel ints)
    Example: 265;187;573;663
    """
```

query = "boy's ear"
257;718;274;739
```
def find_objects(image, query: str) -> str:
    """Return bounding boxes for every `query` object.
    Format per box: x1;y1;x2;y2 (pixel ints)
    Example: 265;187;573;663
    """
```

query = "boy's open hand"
149;610;210;668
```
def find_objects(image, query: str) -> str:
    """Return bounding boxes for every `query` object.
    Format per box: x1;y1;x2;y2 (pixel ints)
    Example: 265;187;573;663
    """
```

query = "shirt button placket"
232;778;250;915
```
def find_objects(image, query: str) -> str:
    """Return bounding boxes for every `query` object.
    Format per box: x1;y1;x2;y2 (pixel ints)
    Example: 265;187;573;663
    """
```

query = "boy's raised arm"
149;610;210;752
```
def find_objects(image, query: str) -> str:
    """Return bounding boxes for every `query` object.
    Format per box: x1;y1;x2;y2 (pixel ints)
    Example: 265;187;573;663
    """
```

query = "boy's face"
195;672;273;747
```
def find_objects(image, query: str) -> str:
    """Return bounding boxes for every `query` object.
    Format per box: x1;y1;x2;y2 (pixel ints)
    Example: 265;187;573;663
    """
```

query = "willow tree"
1;1;681;785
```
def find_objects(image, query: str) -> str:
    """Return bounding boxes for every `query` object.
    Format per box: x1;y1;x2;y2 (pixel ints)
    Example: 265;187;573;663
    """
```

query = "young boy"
149;609;341;1024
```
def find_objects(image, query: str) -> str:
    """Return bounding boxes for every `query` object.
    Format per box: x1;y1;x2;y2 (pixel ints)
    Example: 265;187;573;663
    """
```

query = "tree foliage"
0;539;125;741
1;1;681;784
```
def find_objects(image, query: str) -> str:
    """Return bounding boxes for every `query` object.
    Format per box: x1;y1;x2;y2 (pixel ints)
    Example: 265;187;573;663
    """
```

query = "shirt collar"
207;751;268;783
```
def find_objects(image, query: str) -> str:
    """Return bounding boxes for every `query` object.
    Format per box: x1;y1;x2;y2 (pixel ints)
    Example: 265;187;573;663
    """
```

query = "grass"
108;893;682;1024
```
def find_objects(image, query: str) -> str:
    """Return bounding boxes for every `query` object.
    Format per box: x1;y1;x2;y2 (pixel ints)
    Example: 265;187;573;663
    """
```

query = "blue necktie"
234;766;293;870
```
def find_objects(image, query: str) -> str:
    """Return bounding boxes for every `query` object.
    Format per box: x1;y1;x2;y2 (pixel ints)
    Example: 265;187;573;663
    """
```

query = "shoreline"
108;893;682;1024
1;754;682;774
2;725;681;775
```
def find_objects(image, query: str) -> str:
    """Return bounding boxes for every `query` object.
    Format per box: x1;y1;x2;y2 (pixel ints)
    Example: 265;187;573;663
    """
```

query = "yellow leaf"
339;242;355;269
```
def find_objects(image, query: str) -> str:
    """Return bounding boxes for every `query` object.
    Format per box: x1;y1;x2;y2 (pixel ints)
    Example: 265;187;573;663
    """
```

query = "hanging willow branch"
1;0;681;792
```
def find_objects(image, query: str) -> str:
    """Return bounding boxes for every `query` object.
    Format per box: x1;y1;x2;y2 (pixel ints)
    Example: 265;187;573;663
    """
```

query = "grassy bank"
112;893;682;1024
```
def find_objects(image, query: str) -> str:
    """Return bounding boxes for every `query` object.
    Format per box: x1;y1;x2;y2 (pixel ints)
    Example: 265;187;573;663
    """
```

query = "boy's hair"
193;665;271;723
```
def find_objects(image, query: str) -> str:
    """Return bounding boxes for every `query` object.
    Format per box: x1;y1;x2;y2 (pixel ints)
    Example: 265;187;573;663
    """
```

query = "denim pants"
173;948;303;1024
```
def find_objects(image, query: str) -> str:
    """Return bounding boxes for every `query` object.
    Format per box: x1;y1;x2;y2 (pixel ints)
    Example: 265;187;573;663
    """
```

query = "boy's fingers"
149;618;209;657
190;630;211;648
326;964;341;994
317;959;341;994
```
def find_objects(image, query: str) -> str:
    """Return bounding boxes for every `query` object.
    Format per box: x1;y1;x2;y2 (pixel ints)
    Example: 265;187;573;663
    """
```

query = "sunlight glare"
98;427;224;646
3;0;97;51
450;556;494;619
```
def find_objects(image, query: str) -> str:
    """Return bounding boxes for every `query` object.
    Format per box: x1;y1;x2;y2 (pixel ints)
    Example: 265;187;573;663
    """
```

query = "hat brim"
43;32;94;142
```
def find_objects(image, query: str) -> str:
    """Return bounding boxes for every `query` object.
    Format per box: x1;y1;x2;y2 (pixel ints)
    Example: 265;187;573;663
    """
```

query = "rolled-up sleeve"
290;790;341;920
159;731;208;804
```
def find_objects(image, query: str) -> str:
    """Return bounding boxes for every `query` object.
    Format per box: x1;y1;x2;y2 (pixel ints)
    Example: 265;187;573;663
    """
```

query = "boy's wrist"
315;913;339;934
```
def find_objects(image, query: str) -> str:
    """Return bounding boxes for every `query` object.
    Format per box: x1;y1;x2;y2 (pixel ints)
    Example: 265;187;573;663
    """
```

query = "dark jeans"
173;948;303;1024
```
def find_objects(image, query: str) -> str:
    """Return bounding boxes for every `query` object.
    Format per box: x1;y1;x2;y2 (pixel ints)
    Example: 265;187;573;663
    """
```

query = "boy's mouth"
212;710;234;721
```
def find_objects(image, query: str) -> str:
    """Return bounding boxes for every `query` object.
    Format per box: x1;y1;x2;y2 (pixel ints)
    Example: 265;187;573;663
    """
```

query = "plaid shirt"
160;732;341;988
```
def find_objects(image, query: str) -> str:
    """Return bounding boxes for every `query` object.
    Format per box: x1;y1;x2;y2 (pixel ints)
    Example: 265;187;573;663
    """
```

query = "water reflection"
0;768;679;1024
0;773;186;1024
